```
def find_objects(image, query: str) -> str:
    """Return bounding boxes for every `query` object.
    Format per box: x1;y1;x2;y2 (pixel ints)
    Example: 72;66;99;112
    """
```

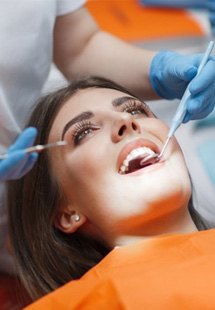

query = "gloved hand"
0;127;38;181
150;50;215;122
139;0;205;8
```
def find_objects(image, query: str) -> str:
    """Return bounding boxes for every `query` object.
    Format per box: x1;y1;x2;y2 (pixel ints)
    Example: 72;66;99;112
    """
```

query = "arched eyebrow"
61;96;139;140
112;96;138;107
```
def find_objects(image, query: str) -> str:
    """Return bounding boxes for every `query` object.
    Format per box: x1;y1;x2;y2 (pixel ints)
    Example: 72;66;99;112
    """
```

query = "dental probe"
158;40;215;159
140;41;215;166
0;141;67;160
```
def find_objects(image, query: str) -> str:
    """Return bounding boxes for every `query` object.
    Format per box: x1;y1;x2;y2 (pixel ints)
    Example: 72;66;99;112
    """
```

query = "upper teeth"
119;146;155;174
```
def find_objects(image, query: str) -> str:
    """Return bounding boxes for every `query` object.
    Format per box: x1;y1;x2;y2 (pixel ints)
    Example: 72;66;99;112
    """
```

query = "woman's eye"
126;108;144;115
123;101;148;117
72;122;99;145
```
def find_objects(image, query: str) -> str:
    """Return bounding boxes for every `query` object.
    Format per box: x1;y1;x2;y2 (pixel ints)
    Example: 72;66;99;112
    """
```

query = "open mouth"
119;145;160;175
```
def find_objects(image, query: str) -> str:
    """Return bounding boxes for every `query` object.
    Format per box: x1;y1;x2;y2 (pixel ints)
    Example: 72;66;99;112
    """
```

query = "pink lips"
117;138;160;173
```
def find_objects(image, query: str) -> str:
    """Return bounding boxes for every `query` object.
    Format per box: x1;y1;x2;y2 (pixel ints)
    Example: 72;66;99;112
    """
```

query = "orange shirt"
26;229;215;309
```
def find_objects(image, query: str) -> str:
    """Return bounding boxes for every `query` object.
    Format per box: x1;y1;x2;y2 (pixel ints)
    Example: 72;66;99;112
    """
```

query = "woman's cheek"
68;148;103;179
140;118;169;137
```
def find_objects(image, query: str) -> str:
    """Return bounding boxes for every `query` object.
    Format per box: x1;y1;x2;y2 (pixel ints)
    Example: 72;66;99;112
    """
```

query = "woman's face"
49;87;191;245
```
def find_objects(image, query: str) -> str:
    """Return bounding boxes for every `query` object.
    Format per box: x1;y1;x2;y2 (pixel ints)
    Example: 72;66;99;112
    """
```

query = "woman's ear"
55;209;87;233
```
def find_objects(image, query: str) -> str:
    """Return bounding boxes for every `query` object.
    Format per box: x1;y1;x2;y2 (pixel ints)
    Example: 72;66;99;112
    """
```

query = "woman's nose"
111;113;141;142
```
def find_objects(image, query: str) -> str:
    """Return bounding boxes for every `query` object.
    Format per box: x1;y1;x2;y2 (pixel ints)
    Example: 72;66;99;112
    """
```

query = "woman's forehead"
65;87;131;111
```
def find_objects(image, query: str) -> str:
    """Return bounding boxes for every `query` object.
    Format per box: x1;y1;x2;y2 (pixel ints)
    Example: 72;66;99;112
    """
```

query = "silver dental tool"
0;140;67;160
141;40;215;165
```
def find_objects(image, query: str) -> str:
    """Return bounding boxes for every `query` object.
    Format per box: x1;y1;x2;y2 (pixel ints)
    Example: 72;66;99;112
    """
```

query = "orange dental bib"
26;229;215;309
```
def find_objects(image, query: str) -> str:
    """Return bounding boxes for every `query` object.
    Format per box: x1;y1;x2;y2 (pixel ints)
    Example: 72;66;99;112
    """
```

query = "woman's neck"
114;207;198;247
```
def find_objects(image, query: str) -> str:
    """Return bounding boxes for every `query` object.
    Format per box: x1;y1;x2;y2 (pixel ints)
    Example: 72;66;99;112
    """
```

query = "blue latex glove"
150;51;215;122
139;0;205;8
0;127;38;181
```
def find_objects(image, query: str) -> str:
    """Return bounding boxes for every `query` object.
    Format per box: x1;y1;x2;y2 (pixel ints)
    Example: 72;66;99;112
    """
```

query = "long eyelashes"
121;100;151;117
72;120;99;145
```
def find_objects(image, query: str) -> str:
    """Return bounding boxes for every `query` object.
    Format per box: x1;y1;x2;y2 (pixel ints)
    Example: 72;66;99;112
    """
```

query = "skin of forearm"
64;30;158;100
54;8;158;100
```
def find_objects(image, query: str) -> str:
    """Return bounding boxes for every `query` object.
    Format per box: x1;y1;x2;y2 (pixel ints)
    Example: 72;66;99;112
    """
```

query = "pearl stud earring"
72;214;80;222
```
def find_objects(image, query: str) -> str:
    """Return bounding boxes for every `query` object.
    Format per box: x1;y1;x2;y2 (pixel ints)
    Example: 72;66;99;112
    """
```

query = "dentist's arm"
54;6;215;121
54;6;156;99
